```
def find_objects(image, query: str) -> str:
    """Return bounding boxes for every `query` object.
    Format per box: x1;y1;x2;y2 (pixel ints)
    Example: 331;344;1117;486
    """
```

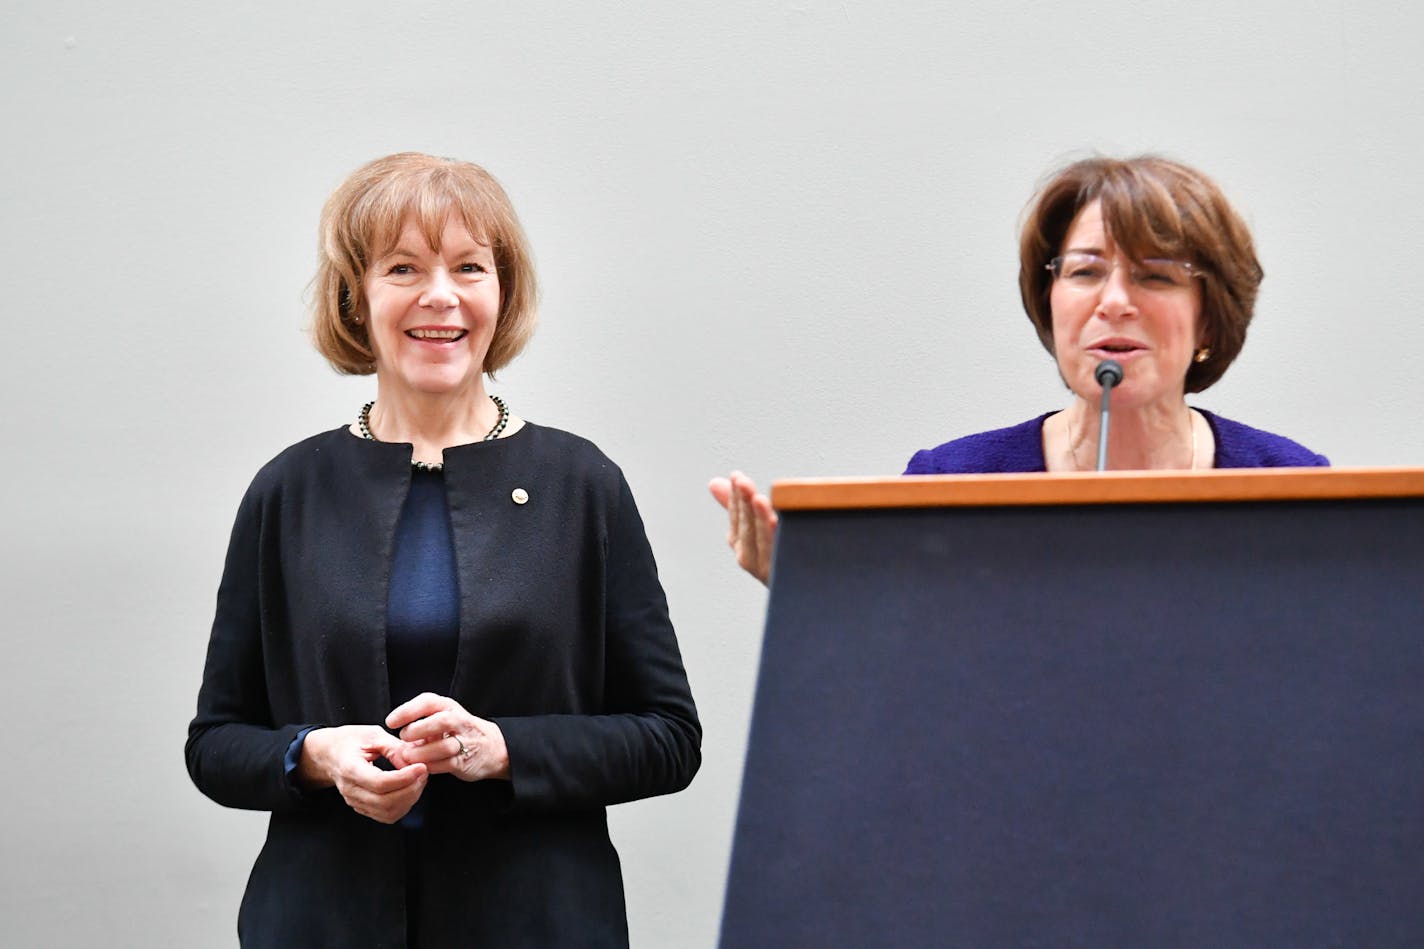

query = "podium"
719;468;1424;948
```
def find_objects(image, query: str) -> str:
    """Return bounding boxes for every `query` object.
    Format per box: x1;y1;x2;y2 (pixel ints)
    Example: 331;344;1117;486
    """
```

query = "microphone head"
1095;359;1124;388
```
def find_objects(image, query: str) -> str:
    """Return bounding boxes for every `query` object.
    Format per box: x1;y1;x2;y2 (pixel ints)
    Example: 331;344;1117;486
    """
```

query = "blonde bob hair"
311;152;538;377
1018;155;1262;393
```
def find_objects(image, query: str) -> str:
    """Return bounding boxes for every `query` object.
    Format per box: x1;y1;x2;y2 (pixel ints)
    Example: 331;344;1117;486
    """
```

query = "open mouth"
406;328;468;342
1090;339;1146;356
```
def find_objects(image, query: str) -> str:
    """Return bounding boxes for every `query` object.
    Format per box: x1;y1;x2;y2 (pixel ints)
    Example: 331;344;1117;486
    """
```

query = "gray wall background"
4;1;1422;945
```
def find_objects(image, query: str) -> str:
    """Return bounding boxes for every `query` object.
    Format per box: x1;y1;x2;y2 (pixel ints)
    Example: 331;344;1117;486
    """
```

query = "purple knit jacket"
904;410;1329;474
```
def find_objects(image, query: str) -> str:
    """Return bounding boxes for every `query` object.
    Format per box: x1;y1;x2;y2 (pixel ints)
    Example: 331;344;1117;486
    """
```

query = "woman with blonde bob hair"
311;152;538;378
712;155;1329;584
188;152;701;947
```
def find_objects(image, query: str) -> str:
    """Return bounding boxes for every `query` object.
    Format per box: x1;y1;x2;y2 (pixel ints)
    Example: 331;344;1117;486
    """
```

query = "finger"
348;770;428;824
708;477;732;509
359;731;404;759
383;733;439;768
750;494;778;582
384;742;411;769
728;474;753;549
731;472;761;524
396;734;464;768
730;481;759;555
346;761;428;795
729;470;757;498
399;710;468;744
381;775;429;823
386;691;454;729
751;493;778;550
370;766;428;799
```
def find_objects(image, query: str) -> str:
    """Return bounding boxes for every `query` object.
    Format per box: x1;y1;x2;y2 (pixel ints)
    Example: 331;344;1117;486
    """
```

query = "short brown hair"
1018;155;1262;393
311;152;538;377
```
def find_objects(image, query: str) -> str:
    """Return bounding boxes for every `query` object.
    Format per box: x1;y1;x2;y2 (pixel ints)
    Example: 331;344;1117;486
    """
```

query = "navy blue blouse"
387;469;460;708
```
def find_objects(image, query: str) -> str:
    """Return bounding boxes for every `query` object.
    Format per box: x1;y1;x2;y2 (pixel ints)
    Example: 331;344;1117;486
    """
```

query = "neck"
368;379;499;465
1052;396;1198;472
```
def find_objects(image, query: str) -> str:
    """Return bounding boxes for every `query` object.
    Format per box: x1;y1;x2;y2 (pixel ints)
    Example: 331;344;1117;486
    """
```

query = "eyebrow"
376;242;494;262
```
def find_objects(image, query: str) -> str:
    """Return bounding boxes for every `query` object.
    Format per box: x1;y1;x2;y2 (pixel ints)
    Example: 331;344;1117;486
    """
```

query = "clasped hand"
298;693;510;824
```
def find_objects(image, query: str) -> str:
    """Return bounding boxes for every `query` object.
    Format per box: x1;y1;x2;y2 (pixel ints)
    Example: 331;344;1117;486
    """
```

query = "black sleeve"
184;483;324;813
494;472;702;812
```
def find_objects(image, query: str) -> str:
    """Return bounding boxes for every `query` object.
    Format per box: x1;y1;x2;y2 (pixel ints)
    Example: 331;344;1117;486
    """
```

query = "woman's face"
1049;201;1203;412
363;216;501;398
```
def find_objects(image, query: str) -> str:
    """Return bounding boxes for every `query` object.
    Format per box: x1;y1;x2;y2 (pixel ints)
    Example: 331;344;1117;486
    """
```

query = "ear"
1193;319;1213;363
1192;305;1212;353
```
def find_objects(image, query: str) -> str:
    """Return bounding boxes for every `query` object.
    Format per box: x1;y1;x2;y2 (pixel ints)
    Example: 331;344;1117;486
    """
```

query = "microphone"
1094;360;1124;471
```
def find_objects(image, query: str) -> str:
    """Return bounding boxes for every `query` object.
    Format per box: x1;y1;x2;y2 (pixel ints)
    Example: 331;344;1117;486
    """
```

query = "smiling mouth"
406;329;467;342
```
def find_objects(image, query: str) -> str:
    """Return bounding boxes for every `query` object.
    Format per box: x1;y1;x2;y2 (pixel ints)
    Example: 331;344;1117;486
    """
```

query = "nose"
1095;261;1138;319
419;268;460;310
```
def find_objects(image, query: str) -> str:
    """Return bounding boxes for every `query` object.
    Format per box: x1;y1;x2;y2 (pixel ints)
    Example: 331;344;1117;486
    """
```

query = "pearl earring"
1194;347;1211;363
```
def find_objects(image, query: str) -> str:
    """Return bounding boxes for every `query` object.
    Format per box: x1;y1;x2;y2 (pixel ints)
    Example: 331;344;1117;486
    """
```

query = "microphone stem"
1096;382;1114;471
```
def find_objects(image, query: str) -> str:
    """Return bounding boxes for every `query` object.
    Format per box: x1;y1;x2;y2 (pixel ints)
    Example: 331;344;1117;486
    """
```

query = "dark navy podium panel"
719;489;1424;948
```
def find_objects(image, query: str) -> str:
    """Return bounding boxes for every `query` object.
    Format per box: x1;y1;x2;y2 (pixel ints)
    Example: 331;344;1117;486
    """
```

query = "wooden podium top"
770;466;1424;510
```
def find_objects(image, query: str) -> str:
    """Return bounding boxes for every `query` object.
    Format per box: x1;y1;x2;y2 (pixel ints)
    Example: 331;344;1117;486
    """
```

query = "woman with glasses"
710;155;1328;583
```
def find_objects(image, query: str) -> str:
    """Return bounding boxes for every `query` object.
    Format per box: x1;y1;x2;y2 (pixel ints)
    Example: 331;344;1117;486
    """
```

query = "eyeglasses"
1047;252;1203;293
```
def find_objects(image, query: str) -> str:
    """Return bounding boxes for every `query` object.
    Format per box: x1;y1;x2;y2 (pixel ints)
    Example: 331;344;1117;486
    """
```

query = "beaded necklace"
357;395;509;472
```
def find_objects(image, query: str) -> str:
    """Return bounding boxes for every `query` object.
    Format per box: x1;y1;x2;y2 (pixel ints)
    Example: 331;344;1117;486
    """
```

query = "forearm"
495;709;701;812
186;719;325;812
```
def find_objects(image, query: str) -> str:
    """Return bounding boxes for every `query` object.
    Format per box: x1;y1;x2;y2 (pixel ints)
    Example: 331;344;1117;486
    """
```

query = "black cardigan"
186;422;701;948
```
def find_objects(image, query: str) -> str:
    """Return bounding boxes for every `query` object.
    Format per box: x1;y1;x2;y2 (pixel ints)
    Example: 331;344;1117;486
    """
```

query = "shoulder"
244;427;353;498
510;422;624;479
904;414;1051;474
1198;410;1330;468
504;423;650;540
217;428;360;546
501;422;636;511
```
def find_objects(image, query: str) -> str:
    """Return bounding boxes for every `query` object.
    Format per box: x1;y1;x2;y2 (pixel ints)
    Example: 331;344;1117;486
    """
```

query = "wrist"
489;726;512;780
296;728;335;789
